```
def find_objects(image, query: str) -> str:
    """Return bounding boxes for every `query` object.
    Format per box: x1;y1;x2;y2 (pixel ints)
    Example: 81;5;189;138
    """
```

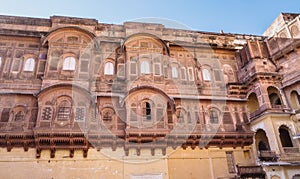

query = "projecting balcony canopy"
121;32;170;56
41;26;96;47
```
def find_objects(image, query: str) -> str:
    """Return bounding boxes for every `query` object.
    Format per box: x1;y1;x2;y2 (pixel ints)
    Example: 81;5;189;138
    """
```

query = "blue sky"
1;0;299;35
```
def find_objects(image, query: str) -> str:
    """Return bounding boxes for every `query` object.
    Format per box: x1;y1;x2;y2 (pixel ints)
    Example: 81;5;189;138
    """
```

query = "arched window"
269;93;282;106
141;61;150;74
202;69;211;81
142;101;151;120
23;58;35;71
268;87;282;108
104;62;114;75
247;93;260;113
14;111;25;121
62;57;76;71
172;66;178;78
255;129;270;152
102;108;114;121
209;109;219;124
57;100;72;121
279;126;293;148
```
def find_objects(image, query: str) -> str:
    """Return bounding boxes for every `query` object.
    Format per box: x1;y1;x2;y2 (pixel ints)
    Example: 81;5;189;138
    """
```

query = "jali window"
57;100;72;121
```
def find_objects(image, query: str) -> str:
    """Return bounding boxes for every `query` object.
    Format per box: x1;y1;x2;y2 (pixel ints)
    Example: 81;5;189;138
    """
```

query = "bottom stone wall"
0;147;253;179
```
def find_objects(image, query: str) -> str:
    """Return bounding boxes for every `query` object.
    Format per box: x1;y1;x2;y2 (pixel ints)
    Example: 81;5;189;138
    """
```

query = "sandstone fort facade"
0;13;300;178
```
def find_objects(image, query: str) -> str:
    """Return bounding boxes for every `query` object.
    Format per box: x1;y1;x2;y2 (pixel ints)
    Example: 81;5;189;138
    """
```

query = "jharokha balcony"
249;104;288;120
280;147;300;161
258;150;278;162
237;165;266;179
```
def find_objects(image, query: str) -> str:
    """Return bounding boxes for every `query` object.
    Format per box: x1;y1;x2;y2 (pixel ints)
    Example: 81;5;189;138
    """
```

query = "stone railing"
283;147;300;154
259;150;278;161
237;165;265;178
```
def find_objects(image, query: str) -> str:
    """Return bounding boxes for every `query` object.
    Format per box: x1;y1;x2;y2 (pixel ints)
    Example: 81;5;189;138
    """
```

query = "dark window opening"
258;141;270;151
145;102;151;120
1;108;10;122
279;127;293;147
270;95;282;105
